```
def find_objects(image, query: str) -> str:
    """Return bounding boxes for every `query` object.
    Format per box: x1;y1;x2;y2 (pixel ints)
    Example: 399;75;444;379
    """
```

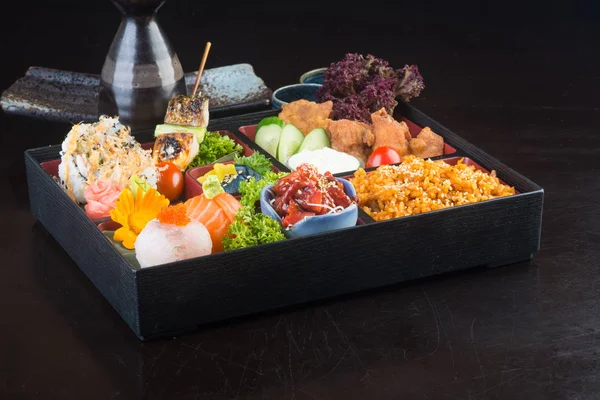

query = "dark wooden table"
1;1;599;399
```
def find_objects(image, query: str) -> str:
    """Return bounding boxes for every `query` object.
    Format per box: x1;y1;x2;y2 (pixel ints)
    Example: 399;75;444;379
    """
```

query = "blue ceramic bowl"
271;83;322;109
299;67;327;85
259;178;359;239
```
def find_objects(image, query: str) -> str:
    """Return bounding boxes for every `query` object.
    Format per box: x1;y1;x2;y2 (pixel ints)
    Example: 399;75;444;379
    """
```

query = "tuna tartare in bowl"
259;163;358;239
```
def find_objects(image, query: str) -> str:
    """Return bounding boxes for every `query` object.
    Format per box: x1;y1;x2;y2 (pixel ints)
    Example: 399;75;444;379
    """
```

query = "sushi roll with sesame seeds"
57;116;157;204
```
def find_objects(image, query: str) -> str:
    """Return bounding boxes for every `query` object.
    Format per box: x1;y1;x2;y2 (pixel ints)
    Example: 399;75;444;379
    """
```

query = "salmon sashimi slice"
213;193;242;222
185;193;241;253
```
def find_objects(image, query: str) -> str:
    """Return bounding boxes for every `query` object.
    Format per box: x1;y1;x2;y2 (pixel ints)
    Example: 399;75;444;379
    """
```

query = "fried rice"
349;155;516;221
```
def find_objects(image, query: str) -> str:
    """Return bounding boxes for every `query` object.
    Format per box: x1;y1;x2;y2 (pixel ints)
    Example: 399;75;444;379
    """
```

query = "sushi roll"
164;93;210;128
152;131;200;171
58;116;157;204
134;203;212;268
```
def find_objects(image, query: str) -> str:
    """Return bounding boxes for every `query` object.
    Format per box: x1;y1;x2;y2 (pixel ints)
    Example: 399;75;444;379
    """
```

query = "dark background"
1;1;600;399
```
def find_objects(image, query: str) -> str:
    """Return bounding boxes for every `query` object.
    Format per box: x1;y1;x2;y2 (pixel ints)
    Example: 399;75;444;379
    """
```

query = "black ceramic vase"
99;0;187;132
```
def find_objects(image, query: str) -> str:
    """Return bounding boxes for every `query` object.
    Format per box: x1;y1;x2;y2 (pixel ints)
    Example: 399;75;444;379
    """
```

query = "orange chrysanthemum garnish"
109;187;170;249
157;203;190;226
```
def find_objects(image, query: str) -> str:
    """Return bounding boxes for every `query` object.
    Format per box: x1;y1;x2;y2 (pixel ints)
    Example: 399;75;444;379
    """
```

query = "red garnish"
157;203;190;226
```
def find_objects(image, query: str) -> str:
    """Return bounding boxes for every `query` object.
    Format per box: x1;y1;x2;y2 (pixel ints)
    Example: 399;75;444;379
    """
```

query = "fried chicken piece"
409;127;444;158
409;138;427;154
370;108;412;156
326;119;374;163
278;100;333;134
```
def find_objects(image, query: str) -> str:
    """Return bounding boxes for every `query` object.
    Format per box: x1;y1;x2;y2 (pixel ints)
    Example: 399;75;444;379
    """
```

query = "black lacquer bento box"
24;102;544;340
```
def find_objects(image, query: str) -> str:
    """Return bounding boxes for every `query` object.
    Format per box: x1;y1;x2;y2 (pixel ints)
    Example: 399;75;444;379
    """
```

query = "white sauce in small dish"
286;148;361;175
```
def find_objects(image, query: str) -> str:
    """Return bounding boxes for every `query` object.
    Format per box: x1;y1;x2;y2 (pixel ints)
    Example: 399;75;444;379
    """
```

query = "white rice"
287;147;361;175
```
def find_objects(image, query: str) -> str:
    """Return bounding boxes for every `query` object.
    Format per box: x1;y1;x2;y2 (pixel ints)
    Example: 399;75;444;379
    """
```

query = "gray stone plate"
1;63;272;123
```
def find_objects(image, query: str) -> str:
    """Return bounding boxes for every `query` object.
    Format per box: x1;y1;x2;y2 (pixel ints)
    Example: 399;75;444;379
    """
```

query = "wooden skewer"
192;41;212;96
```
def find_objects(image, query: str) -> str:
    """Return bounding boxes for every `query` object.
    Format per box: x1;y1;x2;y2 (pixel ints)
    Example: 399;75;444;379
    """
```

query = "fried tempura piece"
326;119;374;163
409;127;444;158
278;100;333;134
370;108;412;156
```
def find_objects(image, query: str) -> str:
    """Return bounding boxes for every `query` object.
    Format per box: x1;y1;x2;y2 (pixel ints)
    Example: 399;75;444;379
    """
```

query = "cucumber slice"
155;124;206;143
254;124;282;158
257;116;284;131
277;124;305;163
297;128;330;153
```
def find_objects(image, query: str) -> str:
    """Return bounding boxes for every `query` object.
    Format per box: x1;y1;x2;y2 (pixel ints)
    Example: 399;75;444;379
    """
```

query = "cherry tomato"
156;161;184;201
366;147;401;168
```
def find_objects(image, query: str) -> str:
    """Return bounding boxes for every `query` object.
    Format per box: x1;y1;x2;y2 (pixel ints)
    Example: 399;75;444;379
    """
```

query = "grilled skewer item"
152;132;200;171
164;94;210;128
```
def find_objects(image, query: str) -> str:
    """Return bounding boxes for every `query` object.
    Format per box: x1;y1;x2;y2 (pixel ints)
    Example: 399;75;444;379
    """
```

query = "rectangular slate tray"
2;64;272;123
24;103;544;340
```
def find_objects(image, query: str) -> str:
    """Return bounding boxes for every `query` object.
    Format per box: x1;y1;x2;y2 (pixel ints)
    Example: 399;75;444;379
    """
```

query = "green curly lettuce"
222;169;289;251
238;171;288;208
189;131;243;168
233;152;273;176
222;206;285;251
